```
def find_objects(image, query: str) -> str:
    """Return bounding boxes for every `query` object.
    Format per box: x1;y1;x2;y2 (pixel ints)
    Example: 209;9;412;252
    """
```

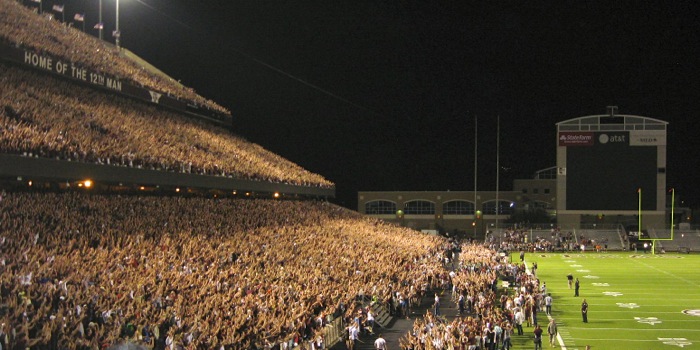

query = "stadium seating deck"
0;63;333;188
0;0;229;116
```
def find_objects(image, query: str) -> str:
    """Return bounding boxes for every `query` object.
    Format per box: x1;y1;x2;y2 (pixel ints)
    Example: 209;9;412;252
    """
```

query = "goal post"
637;188;675;255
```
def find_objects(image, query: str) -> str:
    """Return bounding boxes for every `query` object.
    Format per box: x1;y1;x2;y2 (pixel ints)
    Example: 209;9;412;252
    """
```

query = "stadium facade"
358;110;671;235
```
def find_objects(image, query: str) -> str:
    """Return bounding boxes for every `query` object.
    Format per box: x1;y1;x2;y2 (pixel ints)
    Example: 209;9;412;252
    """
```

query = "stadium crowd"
0;190;451;349
0;63;333;188
488;229;556;253
397;244;543;350
0;0;230;116
0;3;549;350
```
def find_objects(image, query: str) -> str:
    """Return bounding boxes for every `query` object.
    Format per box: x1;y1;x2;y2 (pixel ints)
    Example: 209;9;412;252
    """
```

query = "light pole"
473;115;478;240
670;187;675;240
115;0;121;48
495;115;500;234
99;0;103;40
637;187;642;240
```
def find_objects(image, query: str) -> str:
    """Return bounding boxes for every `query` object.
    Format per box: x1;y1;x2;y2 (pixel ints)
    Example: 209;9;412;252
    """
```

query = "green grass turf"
508;251;700;349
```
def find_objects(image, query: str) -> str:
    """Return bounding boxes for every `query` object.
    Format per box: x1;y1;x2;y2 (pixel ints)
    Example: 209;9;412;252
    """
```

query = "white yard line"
548;313;569;350
525;258;570;349
634;259;700;288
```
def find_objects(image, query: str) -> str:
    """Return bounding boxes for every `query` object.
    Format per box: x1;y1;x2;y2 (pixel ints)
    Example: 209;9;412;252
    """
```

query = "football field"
513;251;700;349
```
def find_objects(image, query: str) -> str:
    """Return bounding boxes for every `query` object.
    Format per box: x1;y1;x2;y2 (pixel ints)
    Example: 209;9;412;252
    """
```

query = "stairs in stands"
371;302;392;328
330;289;461;350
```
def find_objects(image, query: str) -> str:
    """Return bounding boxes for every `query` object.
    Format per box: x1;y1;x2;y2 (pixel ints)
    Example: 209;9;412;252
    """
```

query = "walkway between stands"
329;251;542;350
330;287;461;350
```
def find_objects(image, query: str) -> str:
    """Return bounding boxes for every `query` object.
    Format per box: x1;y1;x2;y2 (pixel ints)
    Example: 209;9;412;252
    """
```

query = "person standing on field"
533;324;543;350
547;318;558;347
514;308;525;335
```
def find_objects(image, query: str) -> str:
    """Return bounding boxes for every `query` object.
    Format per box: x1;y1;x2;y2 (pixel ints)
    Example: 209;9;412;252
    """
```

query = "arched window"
482;200;515;215
443;200;475;215
365;200;397;215
404;200;435;215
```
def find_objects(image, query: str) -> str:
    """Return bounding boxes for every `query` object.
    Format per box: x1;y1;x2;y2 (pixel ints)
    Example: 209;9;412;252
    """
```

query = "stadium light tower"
115;0;121;48
99;0;103;40
97;0;103;41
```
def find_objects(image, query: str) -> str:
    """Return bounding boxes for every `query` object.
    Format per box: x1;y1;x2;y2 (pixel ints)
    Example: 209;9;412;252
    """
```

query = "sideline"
524;258;569;350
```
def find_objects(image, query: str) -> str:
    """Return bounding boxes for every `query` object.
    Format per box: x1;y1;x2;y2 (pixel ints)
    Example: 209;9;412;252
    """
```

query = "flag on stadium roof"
112;30;121;38
52;4;64;12
94;22;104;29
74;13;84;22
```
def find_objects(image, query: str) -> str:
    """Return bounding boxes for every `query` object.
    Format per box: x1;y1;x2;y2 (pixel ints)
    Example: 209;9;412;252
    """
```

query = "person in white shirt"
366;309;375;334
346;322;360;350
514;308;525;335
374;334;388;350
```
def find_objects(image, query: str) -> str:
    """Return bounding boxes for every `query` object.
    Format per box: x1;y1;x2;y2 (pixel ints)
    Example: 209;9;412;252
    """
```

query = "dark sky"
38;0;700;209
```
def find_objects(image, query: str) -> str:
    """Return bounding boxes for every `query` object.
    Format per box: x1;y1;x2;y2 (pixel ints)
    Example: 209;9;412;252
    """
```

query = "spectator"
0;63;333;188
0;191;448;348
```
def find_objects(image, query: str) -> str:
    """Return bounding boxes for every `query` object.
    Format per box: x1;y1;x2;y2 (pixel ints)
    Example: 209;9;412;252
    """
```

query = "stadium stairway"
372;303;392;328
328;253;464;349
329;287;462;349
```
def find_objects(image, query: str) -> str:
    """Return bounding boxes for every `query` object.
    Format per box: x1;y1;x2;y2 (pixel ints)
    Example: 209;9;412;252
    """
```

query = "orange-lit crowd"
0;0;229;116
0;3;547;350
0;63;332;188
396;244;542;350
0;191;450;349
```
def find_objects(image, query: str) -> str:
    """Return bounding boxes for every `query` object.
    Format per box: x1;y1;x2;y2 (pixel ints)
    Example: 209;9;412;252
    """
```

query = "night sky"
33;0;700;210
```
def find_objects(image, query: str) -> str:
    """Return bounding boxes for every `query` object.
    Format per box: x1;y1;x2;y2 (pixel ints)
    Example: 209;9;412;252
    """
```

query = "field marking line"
564;327;700;332
569;337;698;342
548;314;568;350
634;259;700;288
525;258;570;350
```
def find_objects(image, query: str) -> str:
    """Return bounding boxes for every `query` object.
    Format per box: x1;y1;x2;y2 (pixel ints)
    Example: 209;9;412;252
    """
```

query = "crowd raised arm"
397;242;543;350
0;191;449;349
0;63;333;188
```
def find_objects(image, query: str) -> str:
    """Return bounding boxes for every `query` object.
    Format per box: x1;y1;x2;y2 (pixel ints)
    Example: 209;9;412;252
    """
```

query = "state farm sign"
559;132;594;146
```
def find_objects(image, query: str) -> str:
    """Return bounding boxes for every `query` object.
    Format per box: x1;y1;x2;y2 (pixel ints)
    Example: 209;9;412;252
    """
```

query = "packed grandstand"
1;1;551;349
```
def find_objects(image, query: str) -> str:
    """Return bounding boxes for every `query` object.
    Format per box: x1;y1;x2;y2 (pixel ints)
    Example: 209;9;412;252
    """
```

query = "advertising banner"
0;41;226;123
558;132;594;146
594;132;629;146
630;130;666;146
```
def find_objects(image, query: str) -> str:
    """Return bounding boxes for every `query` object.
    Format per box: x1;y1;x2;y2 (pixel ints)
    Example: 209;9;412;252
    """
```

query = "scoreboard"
561;131;658;210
